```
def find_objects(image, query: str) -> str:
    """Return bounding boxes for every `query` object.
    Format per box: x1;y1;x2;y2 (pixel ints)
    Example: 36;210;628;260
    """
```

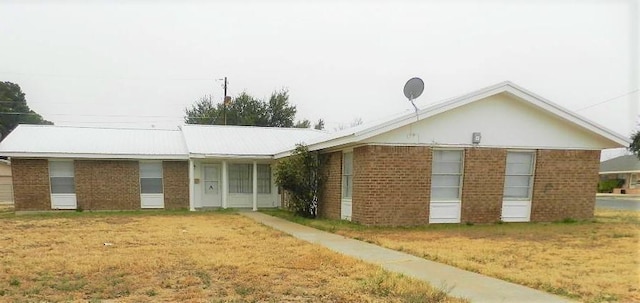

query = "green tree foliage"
184;89;299;127
630;130;640;159
227;92;269;126
275;144;323;218
0;81;52;139
294;119;311;128
314;119;325;130
266;90;297;127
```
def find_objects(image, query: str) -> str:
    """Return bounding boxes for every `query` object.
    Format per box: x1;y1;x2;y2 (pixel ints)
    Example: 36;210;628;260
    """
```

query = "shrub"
598;179;624;193
275;144;323;218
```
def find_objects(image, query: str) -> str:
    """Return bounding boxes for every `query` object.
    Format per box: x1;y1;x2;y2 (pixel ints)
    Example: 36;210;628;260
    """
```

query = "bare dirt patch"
0;211;464;302
266;209;639;303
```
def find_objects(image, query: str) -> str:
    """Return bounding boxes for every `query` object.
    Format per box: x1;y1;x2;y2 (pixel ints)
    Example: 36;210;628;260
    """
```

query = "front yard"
265;209;640;303
0;207;465;302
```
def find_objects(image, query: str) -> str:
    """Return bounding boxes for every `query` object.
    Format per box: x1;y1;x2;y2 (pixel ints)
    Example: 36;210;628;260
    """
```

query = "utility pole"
222;77;229;125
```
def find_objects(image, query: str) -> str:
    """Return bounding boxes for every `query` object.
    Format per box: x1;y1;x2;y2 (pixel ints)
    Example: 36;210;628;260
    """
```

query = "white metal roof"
280;81;630;156
181;124;327;158
0;81;630;161
0;125;189;159
600;155;640;173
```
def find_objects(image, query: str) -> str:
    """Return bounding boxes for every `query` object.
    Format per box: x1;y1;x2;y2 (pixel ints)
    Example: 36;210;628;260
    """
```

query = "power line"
0;71;215;81
0;111;233;120
575;89;639;112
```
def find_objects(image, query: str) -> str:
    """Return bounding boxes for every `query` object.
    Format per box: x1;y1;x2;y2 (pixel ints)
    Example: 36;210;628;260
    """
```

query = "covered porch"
188;157;279;211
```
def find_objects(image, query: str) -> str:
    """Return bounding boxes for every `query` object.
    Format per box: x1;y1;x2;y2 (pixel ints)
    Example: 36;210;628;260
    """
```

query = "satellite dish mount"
403;77;424;117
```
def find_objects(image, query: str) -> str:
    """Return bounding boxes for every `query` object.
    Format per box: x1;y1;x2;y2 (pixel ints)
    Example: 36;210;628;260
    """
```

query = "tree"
294;119;311;128
0;81;52;139
630;131;640;160
226;92;268;126
314;119;325;130
266;90;296;127
335;117;364;131
183;95;219;125
184;89;297;127
274;144;323;218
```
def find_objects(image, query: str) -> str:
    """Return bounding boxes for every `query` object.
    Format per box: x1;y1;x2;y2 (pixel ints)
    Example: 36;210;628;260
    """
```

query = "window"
50;161;75;194
431;150;463;201
229;164;252;194
140;162;163;194
257;164;271;194
503;152;535;199
342;152;353;199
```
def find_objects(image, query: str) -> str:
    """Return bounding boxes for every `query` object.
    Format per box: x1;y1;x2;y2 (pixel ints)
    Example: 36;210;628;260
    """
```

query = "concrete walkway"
241;211;574;303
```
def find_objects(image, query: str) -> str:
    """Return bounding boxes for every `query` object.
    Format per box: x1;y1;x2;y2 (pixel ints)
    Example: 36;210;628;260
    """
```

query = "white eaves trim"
0;152;189;160
599;170;640;174
189;153;273;160
290;81;630;154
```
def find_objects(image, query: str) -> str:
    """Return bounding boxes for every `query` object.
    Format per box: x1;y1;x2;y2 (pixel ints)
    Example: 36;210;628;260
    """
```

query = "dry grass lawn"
266;209;640;303
0;206;466;303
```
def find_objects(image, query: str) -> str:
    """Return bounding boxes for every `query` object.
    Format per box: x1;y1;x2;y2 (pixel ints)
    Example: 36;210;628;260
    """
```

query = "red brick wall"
461;148;507;223
352;145;431;226
163;161;189;209
531;149;600;221
318;152;342;219
318;146;599;226
11;159;51;211
75;160;140;210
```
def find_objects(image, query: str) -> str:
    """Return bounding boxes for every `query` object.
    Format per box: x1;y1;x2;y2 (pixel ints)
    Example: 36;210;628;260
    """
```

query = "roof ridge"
182;124;327;132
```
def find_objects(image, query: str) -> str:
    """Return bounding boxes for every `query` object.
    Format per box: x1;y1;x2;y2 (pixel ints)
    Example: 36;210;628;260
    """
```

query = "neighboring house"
0;160;13;203
0;81;629;225
600;155;640;195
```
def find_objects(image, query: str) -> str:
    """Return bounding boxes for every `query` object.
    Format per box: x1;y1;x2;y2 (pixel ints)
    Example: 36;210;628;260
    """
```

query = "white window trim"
49;159;77;210
430;148;464;202
49;159;76;195
503;150;536;201
139;161;164;195
140;161;165;209
342;151;354;200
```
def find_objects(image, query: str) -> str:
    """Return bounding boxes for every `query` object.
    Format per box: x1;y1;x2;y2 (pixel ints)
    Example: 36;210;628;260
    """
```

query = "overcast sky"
1;0;637;156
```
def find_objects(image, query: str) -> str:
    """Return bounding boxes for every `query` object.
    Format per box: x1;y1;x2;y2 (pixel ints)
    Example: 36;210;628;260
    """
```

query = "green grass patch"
260;208;369;233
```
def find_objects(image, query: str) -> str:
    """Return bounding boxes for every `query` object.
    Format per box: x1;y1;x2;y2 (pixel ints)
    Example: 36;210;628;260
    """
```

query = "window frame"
342;151;353;199
139;161;164;194
49;160;76;194
430;149;464;202
257;164;271;194
228;163;253;194
503;151;536;200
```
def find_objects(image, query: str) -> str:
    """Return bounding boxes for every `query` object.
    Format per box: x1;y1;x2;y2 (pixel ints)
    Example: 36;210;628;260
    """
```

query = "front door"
202;164;222;207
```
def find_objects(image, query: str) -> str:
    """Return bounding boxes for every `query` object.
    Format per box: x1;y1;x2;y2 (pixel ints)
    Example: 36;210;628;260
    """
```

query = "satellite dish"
403;77;424;117
403;77;424;100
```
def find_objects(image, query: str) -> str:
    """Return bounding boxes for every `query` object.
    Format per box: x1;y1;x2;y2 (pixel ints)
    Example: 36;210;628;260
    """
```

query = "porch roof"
600;155;640;174
181;124;327;158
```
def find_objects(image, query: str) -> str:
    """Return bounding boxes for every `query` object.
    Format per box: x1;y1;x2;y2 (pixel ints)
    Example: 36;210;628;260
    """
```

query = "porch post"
222;160;228;209
188;159;195;211
253;161;258;211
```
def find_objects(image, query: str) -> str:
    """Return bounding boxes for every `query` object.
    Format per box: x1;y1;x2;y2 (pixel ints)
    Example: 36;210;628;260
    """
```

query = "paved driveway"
596;197;640;211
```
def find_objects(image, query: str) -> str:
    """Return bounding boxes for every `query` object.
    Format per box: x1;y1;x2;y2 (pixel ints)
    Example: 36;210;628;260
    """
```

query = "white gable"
295;82;629;155
366;92;619;149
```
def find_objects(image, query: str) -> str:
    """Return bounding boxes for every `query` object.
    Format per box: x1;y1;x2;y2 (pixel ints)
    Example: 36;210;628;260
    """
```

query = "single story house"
0;81;629;225
599;155;640;195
